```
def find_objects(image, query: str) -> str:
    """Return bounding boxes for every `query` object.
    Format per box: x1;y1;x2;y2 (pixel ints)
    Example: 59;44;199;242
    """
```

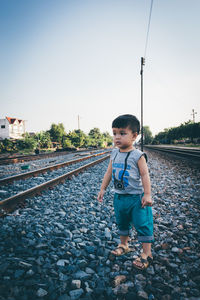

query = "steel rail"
0;151;74;165
0;151;110;185
0;154;110;213
0;148;100;165
144;145;200;160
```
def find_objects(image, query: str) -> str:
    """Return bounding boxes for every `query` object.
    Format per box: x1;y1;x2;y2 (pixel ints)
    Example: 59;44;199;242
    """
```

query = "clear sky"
0;0;200;136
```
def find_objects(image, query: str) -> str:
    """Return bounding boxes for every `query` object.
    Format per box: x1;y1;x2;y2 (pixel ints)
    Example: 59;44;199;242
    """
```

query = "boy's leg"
142;242;152;256
131;194;154;244
112;194;132;255
120;235;129;246
133;242;153;269
131;194;154;268
111;235;130;255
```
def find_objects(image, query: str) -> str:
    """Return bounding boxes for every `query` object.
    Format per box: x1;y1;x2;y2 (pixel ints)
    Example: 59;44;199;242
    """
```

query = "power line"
140;0;154;151
144;0;154;59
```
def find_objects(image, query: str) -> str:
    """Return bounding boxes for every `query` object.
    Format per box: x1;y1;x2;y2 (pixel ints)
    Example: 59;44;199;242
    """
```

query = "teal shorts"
113;193;154;243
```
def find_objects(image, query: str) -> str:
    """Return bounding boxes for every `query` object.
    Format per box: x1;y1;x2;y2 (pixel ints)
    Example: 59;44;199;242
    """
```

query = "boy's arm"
138;155;152;208
97;160;112;202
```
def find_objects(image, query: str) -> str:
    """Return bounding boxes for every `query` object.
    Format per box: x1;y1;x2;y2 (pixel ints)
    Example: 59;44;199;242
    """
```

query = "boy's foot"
133;253;153;270
111;244;132;256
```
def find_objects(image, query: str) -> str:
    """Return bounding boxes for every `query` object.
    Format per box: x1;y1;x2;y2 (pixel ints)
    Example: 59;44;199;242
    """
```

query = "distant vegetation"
152;121;200;145
0;121;199;154
0;123;113;154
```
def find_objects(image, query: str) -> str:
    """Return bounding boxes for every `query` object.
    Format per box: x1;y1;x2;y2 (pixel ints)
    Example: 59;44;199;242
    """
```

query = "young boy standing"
97;114;154;270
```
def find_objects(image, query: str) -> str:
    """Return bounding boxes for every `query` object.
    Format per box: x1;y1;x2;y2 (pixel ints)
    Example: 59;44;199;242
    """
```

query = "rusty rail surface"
0;154;110;213
0;151;75;165
0;151;110;185
0;148;103;165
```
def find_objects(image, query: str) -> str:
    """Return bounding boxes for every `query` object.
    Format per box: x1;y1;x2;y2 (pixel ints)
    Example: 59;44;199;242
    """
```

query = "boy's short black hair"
112;114;140;134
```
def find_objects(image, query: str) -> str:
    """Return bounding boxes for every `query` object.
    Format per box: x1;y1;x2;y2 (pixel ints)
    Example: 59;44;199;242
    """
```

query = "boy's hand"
97;189;105;202
141;194;153;208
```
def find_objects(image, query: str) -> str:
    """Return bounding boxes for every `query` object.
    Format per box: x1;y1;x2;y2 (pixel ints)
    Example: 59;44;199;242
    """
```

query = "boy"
97;114;154;270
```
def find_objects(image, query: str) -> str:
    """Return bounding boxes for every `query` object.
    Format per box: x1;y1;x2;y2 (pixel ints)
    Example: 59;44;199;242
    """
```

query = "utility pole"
191;109;197;123
140;57;145;152
77;115;81;148
78;115;80;130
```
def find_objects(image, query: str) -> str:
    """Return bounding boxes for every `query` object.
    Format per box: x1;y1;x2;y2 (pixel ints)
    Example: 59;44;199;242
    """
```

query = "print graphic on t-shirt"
113;168;130;187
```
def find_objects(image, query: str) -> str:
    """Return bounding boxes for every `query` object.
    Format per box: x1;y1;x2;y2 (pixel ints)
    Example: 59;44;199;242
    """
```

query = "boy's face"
112;126;137;151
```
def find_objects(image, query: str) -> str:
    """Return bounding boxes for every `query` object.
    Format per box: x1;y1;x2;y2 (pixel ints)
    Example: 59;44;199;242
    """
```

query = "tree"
48;123;66;144
89;128;104;147
17;133;37;150
143;126;153;145
0;139;17;152
102;131;113;147
66;130;86;148
153;121;200;144
35;131;52;149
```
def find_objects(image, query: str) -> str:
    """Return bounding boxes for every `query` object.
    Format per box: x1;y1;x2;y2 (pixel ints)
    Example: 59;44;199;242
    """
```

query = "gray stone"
71;280;81;289
57;295;70;300
171;247;179;253
137;290;148;299
74;271;90;280
69;288;84;299
57;259;69;266
36;288;48;297
85;267;95;274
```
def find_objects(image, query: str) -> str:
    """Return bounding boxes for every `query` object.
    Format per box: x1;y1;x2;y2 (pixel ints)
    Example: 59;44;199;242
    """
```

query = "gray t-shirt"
110;148;147;194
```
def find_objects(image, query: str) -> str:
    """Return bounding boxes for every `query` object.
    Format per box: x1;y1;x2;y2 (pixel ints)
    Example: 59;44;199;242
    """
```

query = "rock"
64;229;73;240
36;288;48;297
35;243;48;249
146;265;155;275
57;295;70;300
1;150;200;300
105;227;112;240
69;288;84;299
171;247;179;253
85;267;95;274
59;273;69;281
0;190;8;195
14;269;25;278
57;259;69;266
137;290;148;299
113;283;129;295
71;280;81;289
74;271;90;280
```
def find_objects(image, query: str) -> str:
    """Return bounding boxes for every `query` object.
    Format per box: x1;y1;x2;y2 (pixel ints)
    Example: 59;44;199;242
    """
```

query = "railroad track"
0;148;99;165
144;145;200;160
0;152;110;214
0;151;109;185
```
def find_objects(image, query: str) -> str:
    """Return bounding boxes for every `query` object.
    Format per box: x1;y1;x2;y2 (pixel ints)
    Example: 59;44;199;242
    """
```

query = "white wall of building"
0;119;9;139
0;118;26;140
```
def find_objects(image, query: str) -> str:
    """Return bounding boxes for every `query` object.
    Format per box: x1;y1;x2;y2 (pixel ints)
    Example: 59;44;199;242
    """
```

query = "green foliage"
0;139;17;152
153;122;200;144
62;136;73;148
66;130;87;148
0;123;113;154
16;133;37;150
143;126;153;145
48;123;66;144
102;131;113;147
89;128;105;147
35;131;52;149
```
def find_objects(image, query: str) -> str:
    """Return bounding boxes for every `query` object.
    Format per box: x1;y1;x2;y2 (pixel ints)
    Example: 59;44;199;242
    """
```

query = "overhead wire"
140;0;154;151
144;0;154;59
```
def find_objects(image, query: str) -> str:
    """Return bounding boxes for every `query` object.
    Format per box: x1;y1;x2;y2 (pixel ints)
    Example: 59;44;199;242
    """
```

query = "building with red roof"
0;117;26;140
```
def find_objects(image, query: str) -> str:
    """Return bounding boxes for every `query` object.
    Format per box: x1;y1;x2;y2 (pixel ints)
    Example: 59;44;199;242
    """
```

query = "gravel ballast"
0;150;199;300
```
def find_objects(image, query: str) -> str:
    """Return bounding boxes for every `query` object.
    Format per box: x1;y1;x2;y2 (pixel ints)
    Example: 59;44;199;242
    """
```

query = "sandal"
133;254;153;270
111;244;132;256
